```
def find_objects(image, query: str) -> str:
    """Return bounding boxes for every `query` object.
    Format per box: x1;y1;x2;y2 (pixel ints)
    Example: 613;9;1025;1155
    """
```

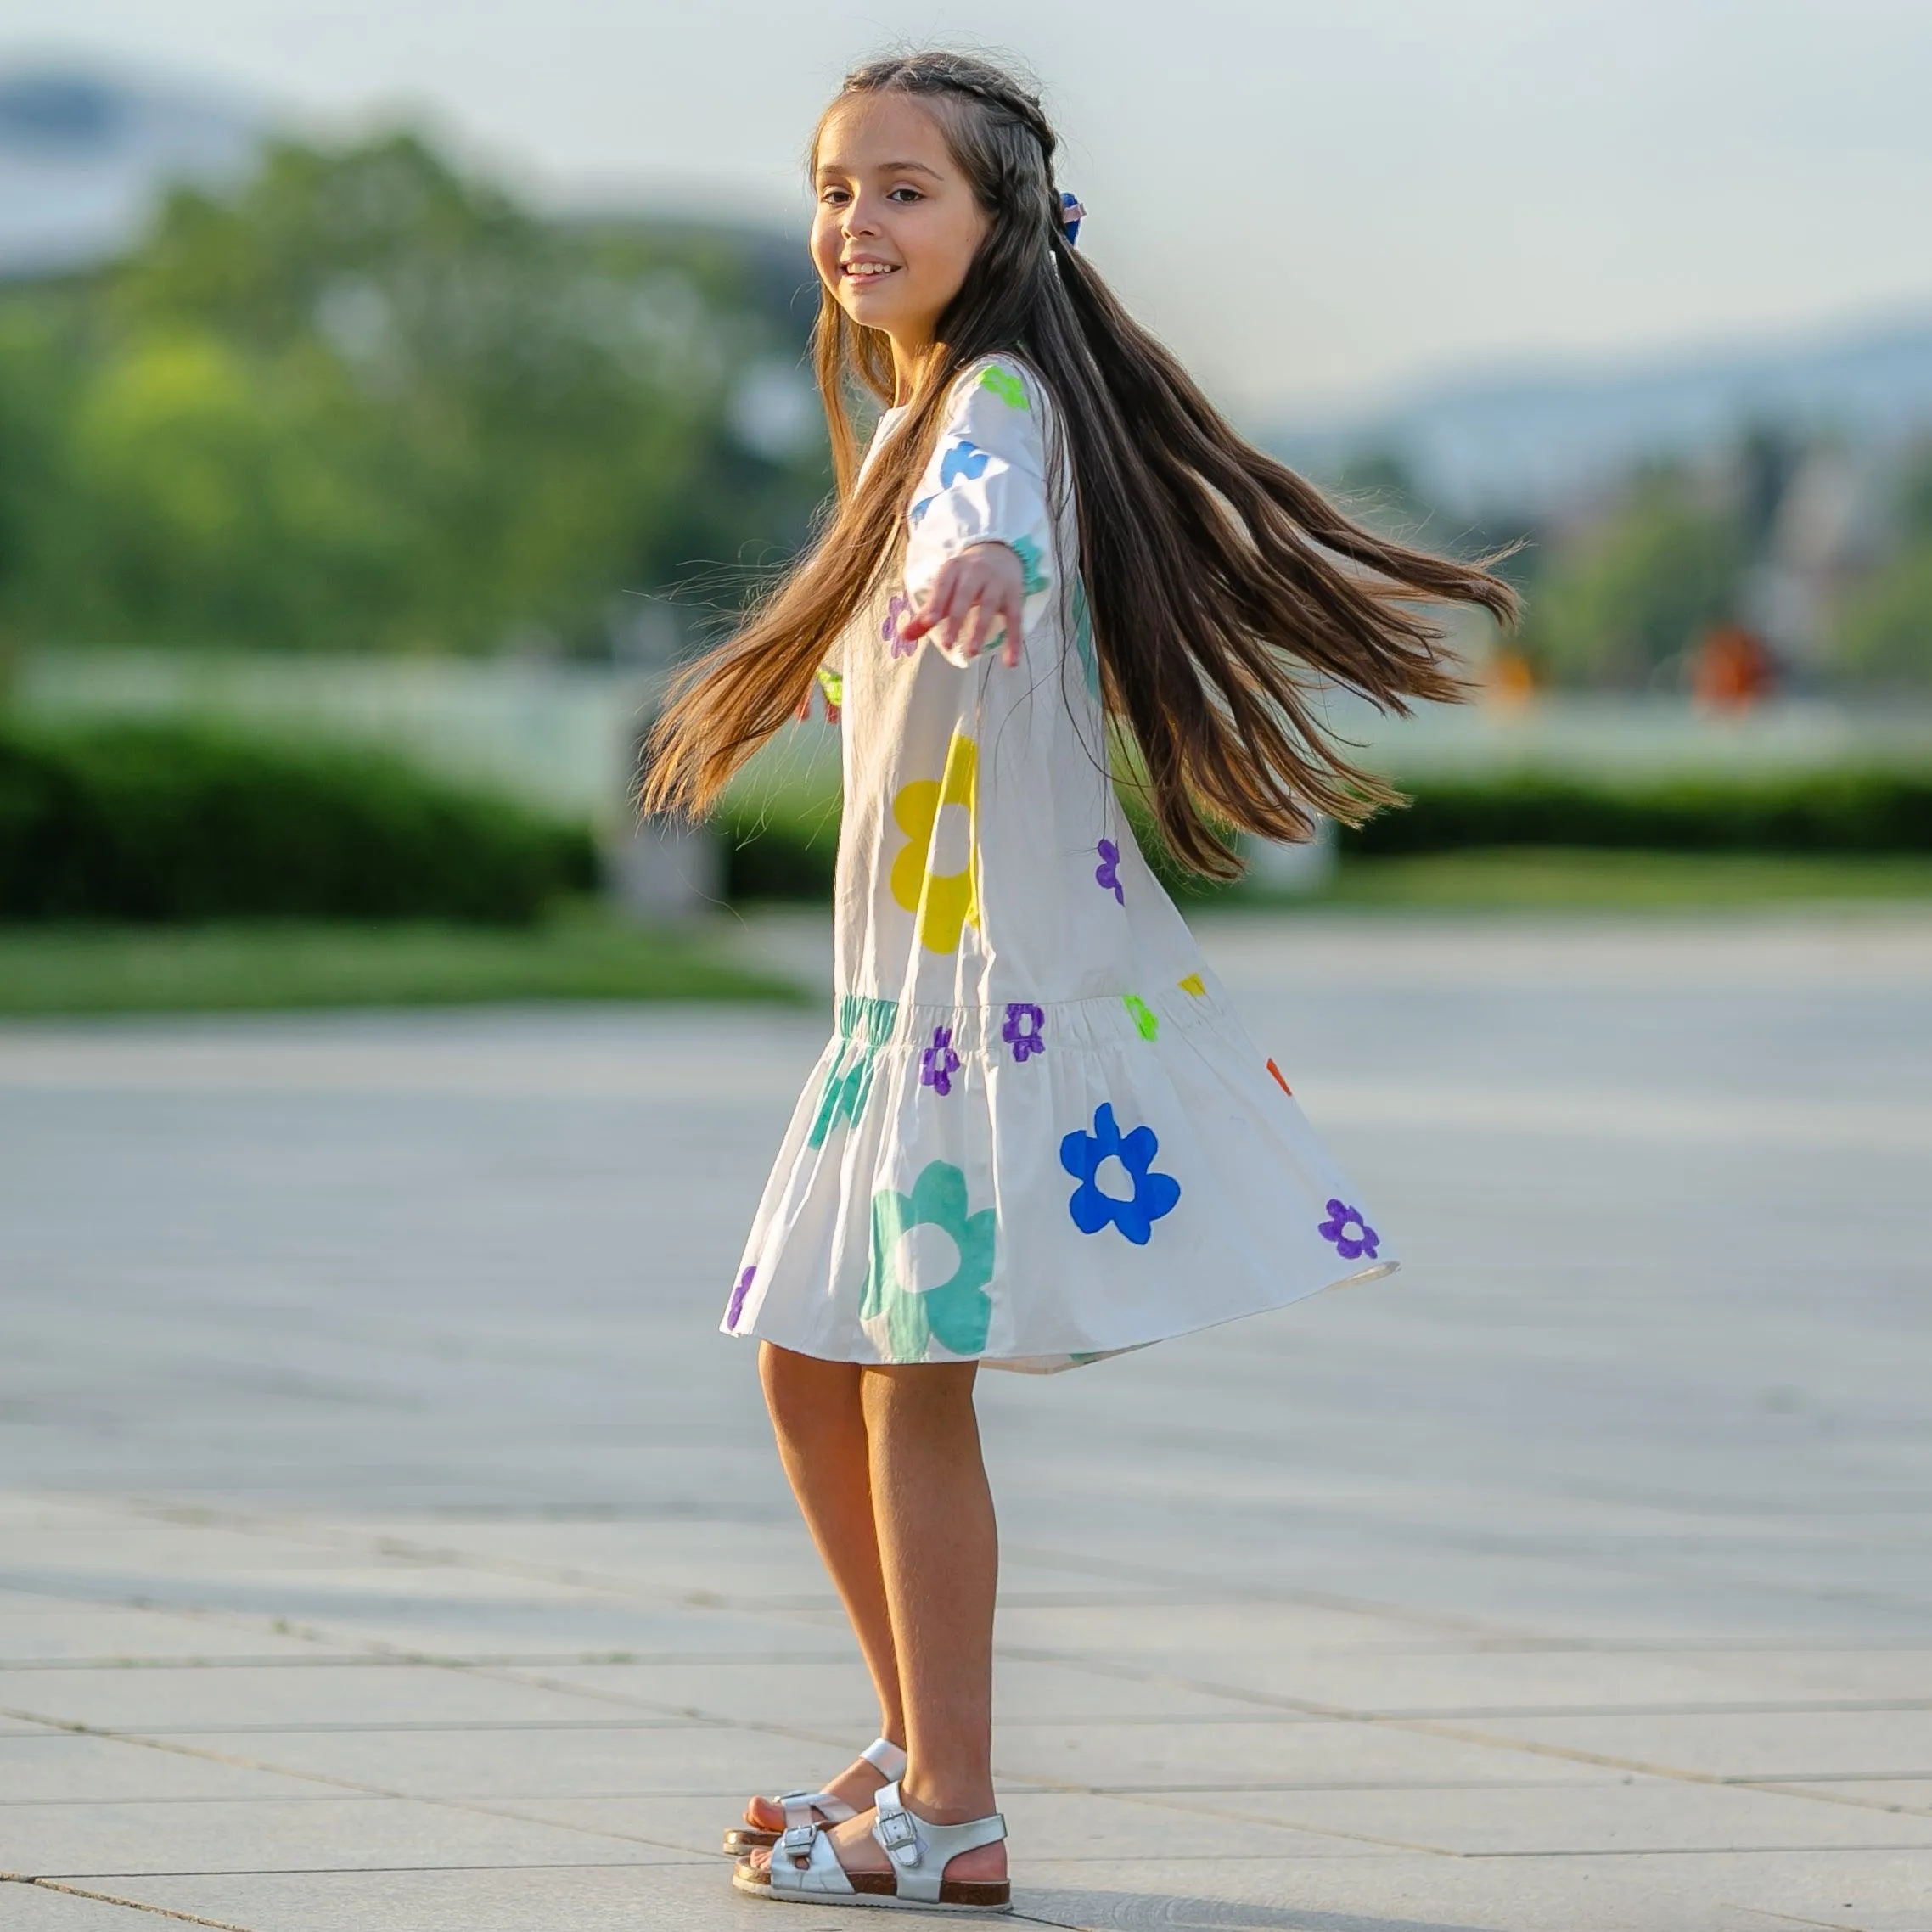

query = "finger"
1000;593;1025;668
946;590;989;661
902;570;957;640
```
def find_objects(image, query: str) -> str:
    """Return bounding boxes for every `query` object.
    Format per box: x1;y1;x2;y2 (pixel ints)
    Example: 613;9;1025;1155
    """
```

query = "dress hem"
721;1259;1399;1374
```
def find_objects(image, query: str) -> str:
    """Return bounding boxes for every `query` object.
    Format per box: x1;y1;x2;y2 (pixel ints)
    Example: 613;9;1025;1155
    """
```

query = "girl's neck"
888;334;939;407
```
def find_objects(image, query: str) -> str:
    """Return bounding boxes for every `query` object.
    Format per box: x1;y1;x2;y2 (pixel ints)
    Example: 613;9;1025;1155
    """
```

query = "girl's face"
812;94;987;379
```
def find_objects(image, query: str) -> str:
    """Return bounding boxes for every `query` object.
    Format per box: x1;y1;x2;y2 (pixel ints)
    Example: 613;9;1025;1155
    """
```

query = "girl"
645;48;1515;1915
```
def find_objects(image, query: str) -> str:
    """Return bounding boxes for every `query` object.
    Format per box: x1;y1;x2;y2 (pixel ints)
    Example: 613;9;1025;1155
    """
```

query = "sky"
5;0;1931;418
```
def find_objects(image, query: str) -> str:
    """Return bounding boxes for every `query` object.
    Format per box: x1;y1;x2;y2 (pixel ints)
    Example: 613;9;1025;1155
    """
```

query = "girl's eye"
819;188;850;205
888;188;924;204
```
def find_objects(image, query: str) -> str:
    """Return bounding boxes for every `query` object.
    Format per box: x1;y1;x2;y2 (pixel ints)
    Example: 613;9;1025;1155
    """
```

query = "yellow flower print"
889;731;979;952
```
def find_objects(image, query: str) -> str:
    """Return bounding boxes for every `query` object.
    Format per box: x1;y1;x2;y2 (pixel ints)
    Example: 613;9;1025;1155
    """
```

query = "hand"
901;542;1025;668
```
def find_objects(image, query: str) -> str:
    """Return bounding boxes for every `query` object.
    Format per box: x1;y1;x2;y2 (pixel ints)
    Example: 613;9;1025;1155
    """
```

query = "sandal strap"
776;1789;855;1847
767;1820;857;1897
859;1735;908;1780
869;1779;1006;1905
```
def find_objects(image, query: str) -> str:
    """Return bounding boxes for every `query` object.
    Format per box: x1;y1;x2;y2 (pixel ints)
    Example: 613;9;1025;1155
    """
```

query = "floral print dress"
723;354;1393;1373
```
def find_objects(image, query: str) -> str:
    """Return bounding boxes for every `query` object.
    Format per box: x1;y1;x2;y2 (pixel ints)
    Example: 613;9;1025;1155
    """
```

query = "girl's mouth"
842;262;901;282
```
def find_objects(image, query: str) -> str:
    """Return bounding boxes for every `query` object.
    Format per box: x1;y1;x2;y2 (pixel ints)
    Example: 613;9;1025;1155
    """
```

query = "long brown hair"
644;49;1518;879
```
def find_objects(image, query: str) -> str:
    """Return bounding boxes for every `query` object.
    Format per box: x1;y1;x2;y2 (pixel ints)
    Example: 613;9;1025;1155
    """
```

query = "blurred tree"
0;131;825;656
1519;469;1746;686
1832;445;1932;683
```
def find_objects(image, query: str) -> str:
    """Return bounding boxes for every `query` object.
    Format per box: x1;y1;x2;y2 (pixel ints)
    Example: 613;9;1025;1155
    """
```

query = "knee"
859;1362;979;1435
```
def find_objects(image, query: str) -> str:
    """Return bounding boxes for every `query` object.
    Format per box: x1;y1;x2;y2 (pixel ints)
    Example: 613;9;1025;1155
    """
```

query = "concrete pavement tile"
1449;1710;1932;1781
992;1719;1626;1793
0;1733;336;1802
531;1656;1264;1725
993;1643;1867;1718
4;1793;695;1879
0;1882;166;1929
1558;1849;1932;1932
1175;1778;1932;1856
147;1721;890;1800
1772;1780;1932;1816
54;1860;832;1932
1009;1854;1790;1931
0;1605;361;1664
0;1662;670;1735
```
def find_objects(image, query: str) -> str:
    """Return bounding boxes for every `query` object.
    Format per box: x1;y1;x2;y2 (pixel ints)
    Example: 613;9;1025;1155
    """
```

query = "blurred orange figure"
1691;624;1776;711
1486;647;1537;710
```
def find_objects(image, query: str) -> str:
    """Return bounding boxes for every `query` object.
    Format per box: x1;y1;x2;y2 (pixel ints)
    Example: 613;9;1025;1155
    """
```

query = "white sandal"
722;1737;908;1856
733;1778;1010;1914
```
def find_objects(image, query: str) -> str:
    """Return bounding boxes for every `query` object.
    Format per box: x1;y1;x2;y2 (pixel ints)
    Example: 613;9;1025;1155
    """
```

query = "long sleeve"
902;358;1056;668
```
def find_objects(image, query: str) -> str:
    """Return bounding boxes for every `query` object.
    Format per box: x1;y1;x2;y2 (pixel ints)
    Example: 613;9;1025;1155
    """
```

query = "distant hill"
1271;315;1932;512
0;59;263;282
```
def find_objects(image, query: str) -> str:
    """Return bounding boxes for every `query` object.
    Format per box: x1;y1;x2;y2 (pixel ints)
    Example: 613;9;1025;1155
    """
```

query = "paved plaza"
2;908;1929;1931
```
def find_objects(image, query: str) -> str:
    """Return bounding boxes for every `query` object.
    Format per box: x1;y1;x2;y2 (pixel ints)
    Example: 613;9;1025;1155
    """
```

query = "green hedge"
0;720;598;924
718;765;1932;901
1346;767;1932;857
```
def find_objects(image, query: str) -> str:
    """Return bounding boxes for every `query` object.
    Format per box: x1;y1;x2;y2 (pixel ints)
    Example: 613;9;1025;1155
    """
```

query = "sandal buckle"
875;1803;920;1856
780;1822;817;1857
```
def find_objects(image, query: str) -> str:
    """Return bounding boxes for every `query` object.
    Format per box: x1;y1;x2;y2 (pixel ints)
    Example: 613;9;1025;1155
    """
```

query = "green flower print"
862;1160;997;1362
808;996;898;1148
1008;534;1051;596
1070;577;1099;696
1122;993;1160;1041
979;364;1029;410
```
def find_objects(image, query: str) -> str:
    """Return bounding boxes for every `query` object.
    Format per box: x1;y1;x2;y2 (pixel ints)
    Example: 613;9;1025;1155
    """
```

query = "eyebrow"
815;160;943;181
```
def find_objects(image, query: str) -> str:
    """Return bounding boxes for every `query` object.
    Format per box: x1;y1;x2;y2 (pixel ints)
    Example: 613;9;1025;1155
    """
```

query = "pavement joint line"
1;1875;257;1931
0;1702;742;1863
988;1649;1932;1828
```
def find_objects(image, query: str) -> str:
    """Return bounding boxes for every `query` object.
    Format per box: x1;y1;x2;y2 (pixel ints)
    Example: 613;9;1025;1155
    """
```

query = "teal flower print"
1008;534;1051;595
1070;577;1099;697
862;1161;997;1362
807;996;898;1148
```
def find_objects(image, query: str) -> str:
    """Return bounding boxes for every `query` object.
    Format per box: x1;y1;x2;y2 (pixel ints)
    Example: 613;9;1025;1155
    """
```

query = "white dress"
722;354;1394;1373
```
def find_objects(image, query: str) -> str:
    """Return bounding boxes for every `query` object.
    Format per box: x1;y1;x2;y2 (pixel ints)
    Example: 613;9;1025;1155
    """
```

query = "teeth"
846;262;896;276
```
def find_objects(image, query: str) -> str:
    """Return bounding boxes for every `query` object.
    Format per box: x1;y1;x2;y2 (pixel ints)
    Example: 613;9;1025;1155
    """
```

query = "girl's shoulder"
941;351;1058;429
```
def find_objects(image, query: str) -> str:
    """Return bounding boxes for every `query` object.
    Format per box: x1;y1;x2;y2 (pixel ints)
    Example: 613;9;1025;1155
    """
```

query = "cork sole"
733;1862;1012;1912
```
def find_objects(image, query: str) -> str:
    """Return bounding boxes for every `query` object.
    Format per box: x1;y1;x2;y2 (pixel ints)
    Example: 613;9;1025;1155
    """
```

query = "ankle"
899;1776;997;1824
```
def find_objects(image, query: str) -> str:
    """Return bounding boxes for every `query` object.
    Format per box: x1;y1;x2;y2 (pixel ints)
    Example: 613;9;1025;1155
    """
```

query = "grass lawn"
0;901;802;1016
1300;847;1932;912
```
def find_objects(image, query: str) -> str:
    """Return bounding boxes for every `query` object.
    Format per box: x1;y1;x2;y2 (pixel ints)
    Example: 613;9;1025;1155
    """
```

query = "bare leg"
746;1344;902;1830
757;1362;1004;1884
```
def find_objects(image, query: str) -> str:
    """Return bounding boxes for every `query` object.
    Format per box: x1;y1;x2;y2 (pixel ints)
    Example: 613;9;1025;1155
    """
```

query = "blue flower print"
920;1025;961;1098
910;494;937;525
940;438;991;488
1094;839;1124;904
1060;1102;1181;1246
1317;1199;1379;1262
723;1265;755;1332
1002;1002;1045;1063
863;1161;997;1361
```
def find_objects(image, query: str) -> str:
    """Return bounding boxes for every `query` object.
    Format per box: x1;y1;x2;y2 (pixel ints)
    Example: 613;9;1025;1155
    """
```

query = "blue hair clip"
1059;190;1085;248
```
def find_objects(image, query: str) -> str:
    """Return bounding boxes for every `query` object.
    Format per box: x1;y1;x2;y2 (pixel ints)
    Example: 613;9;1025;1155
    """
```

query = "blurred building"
0;60;263;281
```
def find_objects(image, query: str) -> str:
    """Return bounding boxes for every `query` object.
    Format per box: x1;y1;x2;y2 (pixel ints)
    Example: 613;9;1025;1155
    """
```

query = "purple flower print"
1317;1199;1379;1262
1094;839;1124;904
724;1265;755;1331
920;1025;961;1097
1002;1001;1046;1063
885;591;916;658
